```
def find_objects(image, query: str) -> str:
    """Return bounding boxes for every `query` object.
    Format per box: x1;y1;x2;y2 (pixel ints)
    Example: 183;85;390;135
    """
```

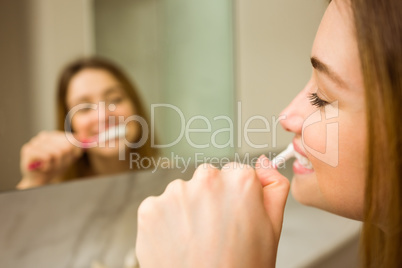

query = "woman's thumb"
255;155;290;239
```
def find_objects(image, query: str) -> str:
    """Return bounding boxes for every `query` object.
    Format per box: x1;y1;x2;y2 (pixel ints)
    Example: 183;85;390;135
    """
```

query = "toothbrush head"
97;125;126;143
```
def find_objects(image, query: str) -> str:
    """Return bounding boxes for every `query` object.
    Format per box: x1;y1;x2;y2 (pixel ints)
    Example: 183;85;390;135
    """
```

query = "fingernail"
28;161;42;171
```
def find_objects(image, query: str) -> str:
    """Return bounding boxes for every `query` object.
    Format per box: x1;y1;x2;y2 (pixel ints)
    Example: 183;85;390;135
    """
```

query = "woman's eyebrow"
103;86;123;97
68;86;121;107
310;56;348;88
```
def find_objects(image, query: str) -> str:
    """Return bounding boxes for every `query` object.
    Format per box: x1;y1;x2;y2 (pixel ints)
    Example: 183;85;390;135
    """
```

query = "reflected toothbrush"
96;124;126;143
27;125;126;171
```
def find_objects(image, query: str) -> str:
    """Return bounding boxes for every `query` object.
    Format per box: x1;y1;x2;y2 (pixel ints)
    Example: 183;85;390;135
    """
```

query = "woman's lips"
293;140;308;158
293;159;315;174
292;139;315;174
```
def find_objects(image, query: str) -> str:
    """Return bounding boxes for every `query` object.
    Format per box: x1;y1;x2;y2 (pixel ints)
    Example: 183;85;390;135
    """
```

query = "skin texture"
18;68;140;189
136;0;367;266
281;0;366;220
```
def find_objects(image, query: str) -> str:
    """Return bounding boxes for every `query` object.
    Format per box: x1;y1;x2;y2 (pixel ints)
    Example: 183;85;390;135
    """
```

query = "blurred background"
0;0;326;191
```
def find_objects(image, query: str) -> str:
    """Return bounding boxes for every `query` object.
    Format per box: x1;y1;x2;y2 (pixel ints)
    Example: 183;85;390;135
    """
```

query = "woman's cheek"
71;117;88;138
302;120;328;156
115;104;140;144
301;120;340;206
304;119;365;219
303;111;341;169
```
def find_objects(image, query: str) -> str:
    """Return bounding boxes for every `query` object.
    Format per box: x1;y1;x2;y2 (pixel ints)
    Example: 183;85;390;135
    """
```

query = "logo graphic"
301;101;339;167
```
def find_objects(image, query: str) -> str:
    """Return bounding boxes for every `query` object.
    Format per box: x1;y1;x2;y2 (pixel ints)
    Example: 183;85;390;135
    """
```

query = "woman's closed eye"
309;92;329;108
76;103;96;113
107;96;125;105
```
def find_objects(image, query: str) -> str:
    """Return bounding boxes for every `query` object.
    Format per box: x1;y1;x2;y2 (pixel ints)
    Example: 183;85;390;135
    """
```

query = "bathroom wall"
94;0;162;106
159;0;235;159
235;0;327;156
0;0;93;190
95;0;235;160
0;0;32;191
26;0;94;134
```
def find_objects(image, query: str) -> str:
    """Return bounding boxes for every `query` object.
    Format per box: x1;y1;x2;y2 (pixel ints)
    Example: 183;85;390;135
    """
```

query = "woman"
135;0;402;267
18;57;158;190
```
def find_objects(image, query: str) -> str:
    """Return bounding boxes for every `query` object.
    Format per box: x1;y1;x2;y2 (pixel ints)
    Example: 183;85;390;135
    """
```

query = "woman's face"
66;68;140;157
280;0;366;220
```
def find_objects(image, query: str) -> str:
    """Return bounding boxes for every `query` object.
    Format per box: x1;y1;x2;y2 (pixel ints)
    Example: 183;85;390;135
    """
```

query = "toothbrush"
271;143;295;169
96;124;126;143
27;125;126;171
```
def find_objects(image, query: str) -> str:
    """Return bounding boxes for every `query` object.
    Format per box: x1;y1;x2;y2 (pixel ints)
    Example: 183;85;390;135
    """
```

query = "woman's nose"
280;78;315;135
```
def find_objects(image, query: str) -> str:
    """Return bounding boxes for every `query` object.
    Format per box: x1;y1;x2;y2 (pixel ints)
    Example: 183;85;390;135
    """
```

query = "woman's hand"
136;155;290;268
17;131;83;189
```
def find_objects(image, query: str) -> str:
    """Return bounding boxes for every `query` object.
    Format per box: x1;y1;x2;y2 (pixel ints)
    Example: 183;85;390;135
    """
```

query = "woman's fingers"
136;162;280;268
23;133;78;171
255;155;290;239
18;131;83;189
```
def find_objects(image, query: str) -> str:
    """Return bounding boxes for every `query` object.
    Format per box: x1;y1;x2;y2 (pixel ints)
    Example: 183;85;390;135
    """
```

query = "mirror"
0;0;326;192
0;0;235;191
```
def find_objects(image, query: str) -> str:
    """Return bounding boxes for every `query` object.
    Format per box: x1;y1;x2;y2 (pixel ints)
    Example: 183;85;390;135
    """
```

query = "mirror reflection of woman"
18;57;158;190
135;0;402;267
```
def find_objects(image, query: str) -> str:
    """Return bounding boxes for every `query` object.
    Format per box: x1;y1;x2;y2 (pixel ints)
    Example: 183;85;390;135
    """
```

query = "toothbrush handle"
271;144;294;169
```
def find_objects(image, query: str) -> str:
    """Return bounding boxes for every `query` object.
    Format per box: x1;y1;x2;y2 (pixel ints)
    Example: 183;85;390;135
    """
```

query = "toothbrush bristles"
98;125;126;143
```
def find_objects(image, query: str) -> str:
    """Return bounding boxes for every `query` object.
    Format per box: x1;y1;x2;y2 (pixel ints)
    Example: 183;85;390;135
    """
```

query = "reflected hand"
136;156;290;268
17;131;83;189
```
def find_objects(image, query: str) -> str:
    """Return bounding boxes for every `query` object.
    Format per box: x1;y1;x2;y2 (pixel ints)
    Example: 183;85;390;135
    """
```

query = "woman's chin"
290;173;321;207
291;173;362;220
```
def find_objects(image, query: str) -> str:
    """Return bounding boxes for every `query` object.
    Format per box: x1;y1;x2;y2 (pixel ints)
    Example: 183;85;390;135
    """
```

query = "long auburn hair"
349;0;402;266
56;57;158;181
